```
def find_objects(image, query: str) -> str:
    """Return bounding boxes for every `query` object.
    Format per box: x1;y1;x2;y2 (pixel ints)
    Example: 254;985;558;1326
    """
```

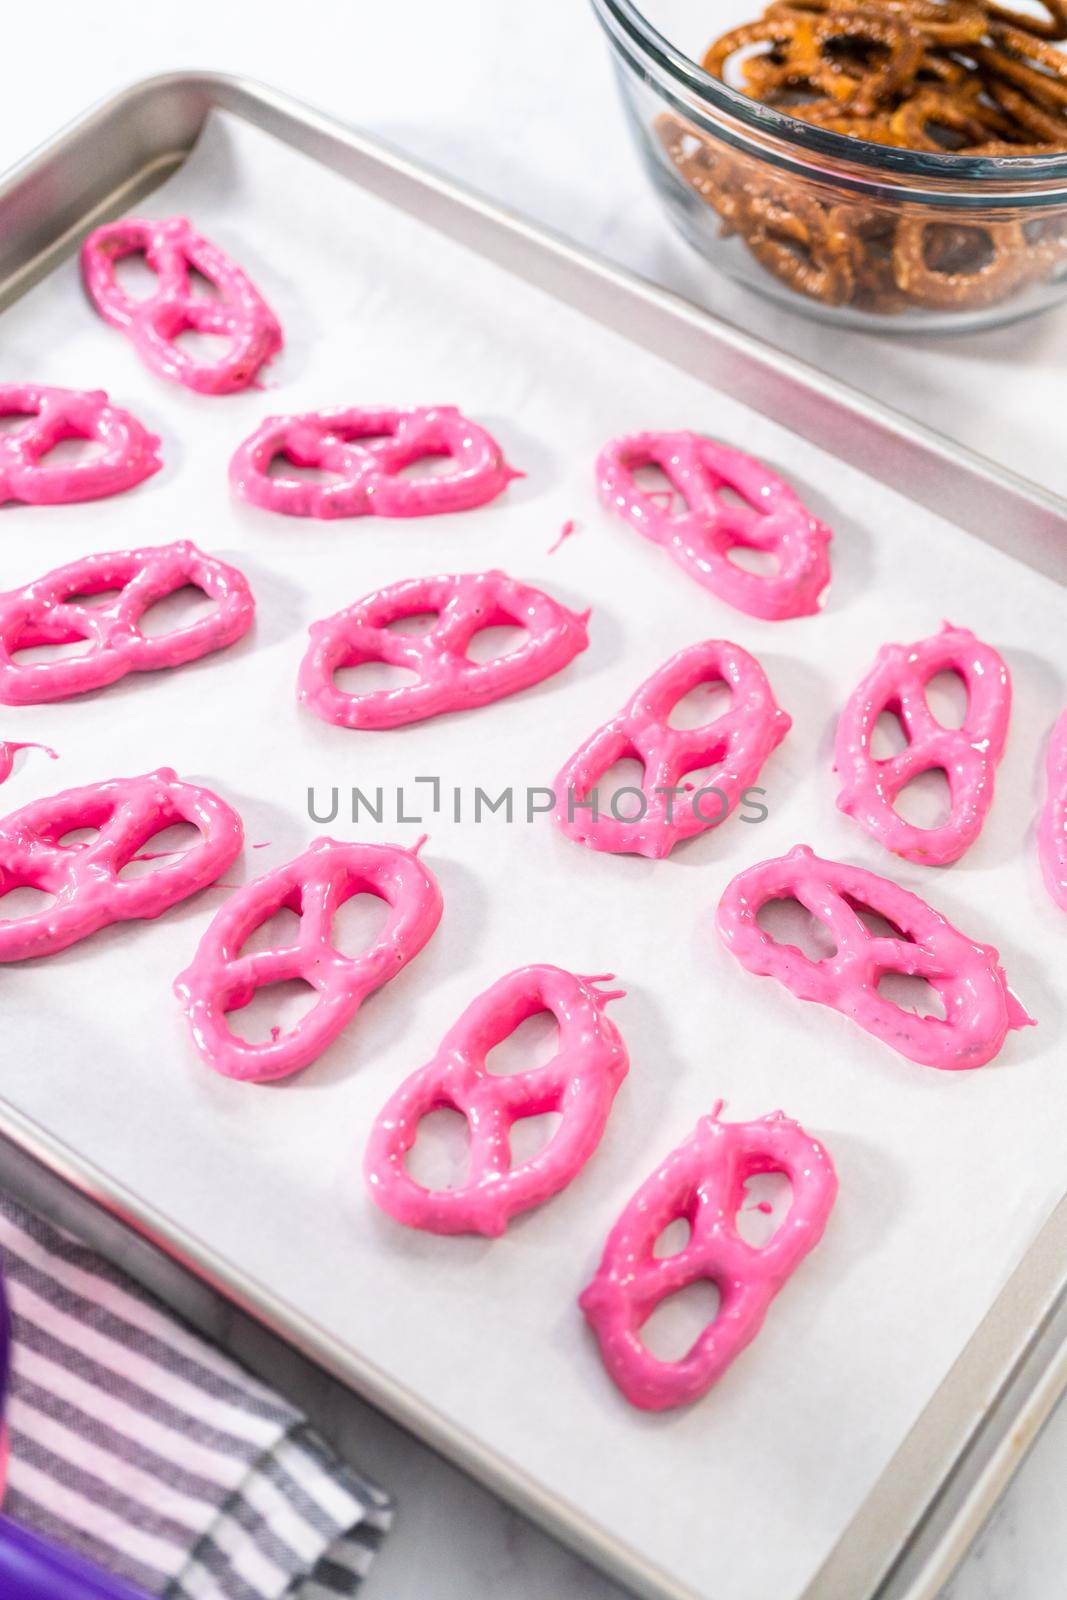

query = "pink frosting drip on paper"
0;742;57;785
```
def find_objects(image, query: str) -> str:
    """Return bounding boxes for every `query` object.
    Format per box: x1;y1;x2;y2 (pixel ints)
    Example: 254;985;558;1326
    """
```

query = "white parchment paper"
1;111;1065;1600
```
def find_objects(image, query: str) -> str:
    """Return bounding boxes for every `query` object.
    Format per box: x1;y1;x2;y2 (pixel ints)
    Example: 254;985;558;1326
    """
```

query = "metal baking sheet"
2;73;1067;1600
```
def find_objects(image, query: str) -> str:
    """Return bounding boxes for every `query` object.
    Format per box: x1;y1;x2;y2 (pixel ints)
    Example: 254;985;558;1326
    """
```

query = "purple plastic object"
0;1251;11;1496
0;1519;153;1599
0;1256;9;1398
0;1259;150;1598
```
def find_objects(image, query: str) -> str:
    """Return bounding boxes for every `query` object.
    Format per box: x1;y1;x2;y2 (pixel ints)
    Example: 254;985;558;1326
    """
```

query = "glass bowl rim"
591;0;1067;189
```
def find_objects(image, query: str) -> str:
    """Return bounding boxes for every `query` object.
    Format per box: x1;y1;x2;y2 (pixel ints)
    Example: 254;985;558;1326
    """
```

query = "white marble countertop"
2;4;1066;1597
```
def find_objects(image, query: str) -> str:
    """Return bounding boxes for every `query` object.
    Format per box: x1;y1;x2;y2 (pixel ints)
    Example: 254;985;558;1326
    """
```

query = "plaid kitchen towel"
0;1195;392;1599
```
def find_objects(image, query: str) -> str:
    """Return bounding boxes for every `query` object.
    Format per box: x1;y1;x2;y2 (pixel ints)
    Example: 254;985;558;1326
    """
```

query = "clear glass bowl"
590;0;1067;332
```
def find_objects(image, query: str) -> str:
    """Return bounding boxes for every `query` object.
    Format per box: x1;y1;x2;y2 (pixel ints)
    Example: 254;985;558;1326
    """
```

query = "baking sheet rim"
2;70;1067;1600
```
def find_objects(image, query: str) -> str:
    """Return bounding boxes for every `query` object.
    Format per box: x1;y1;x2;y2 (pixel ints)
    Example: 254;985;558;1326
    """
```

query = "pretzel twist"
892;215;1031;306
704;9;924;113
554;639;791;859
598;431;832;619
654;116;748;235
834;622;1010;864
0;386;161;506
766;0;987;46
0;542;254;706
230;406;518;520
81;216;282;395
580;1107;838;1410
174;838;443;1082
982;77;1067;139
981;24;1067;110
742;183;859;304
888;85;1007;146
985;0;1067;38
299;570;589;730
364;965;629;1236
716;844;1034;1068
0;769;242;962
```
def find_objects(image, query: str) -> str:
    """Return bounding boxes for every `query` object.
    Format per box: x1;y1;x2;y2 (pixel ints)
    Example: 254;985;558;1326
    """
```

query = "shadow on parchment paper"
480;413;559;504
968;644;1064;876
221;552;306;650
757;455;876;617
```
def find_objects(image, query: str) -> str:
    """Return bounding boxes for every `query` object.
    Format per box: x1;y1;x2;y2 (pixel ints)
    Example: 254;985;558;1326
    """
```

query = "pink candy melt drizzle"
597;432;832;621
548;518;578;554
579;1107;838;1411
0;768;243;962
364;965;629;1237
716;843;1034;1069
1039;710;1067;912
834;622;1010;866
0;541;255;705
0;385;161;506
80;216;282;396
299;569;590;730
230;405;516;519
0;742;57;785
554;638;790;859
174;837;443;1083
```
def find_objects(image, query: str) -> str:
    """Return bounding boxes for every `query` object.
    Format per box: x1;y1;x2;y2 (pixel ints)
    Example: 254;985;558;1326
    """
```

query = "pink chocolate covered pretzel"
175;838;443;1082
364;965;628;1236
0;768;242;962
230;406;517;519
0;386;161;506
597;432;831;620
0;541;254;705
716;844;1033;1069
554;639;790;858
580;1106;837;1410
835;623;1010;866
1039;711;1067;913
80;216;281;395
299;570;589;730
